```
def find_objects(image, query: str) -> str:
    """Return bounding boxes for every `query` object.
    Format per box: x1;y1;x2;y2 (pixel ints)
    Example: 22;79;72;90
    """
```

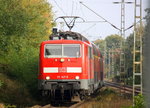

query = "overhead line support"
133;0;143;106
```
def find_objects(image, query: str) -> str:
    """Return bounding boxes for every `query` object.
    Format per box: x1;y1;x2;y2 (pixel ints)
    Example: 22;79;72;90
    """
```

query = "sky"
48;0;148;41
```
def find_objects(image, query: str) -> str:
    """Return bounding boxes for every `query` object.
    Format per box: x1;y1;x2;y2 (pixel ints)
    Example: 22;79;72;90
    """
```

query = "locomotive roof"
49;31;90;44
42;31;103;57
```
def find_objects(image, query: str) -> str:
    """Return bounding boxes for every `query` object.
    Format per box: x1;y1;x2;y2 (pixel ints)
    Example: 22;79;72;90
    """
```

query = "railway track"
31;81;141;108
30;97;86;108
30;101;85;108
104;81;140;94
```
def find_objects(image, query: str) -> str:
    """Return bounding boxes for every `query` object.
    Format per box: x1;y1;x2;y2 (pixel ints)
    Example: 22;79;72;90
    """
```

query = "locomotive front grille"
38;80;81;90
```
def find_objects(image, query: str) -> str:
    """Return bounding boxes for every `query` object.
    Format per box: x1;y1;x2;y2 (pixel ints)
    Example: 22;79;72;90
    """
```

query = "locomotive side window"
45;45;62;57
63;44;80;57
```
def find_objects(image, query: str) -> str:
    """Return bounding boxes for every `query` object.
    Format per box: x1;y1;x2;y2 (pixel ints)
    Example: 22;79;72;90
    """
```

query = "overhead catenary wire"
53;0;80;30
55;16;85;31
125;18;144;31
53;0;67;15
81;23;97;33
74;1;78;15
71;1;74;16
57;20;106;24
79;2;86;18
79;1;121;31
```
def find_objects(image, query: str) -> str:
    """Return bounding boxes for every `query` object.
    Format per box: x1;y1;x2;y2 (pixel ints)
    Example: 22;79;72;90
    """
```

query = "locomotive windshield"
45;45;62;57
45;44;80;58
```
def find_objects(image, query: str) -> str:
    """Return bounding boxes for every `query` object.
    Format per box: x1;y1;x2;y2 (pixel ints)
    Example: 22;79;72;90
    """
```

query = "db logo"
58;67;66;73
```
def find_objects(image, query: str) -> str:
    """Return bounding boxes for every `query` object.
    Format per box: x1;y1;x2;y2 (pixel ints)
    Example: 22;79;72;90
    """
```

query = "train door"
93;47;97;84
100;55;104;81
88;47;93;82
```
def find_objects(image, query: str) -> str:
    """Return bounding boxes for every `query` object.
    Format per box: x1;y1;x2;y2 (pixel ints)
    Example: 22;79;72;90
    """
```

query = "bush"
133;94;145;108
122;94;145;108
0;36;39;93
0;36;41;105
0;80;3;87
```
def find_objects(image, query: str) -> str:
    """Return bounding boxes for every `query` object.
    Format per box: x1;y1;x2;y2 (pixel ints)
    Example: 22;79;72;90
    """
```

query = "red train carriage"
38;30;104;100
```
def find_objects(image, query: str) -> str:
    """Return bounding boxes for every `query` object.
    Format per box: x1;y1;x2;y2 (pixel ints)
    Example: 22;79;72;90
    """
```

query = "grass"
79;88;132;108
0;73;38;107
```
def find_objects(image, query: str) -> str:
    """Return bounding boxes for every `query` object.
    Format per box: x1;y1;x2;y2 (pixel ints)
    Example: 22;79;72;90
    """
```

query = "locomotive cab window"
45;45;62;57
45;44;80;58
64;44;80;57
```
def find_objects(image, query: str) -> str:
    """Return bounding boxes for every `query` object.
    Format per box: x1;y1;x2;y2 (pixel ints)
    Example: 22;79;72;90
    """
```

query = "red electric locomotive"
38;29;104;100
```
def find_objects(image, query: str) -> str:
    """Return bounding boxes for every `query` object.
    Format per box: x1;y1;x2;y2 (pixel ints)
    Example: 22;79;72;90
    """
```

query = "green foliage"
122;94;145;108
95;88;116;101
121;94;146;108
124;33;134;81
94;34;122;54
0;0;28;36
94;35;124;80
106;35;123;78
0;0;54;106
0;0;53;38
113;75;120;82
0;36;39;105
125;76;133;85
0;80;3;87
124;24;144;85
102;88;116;95
20;0;53;39
105;34;123;49
5;104;16;108
121;106;133;108
0;35;40;96
94;39;105;55
133;94;145;108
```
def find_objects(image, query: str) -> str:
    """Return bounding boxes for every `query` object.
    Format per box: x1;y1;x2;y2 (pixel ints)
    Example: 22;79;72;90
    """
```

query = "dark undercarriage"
39;80;90;101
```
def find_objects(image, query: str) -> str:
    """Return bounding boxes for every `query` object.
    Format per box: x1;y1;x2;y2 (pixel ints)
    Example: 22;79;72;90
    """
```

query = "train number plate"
57;76;68;79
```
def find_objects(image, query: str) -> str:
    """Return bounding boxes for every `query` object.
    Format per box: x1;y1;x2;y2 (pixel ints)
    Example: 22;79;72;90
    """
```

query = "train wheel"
80;95;85;100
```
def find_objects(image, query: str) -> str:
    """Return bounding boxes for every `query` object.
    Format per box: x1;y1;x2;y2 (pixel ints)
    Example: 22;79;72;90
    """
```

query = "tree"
20;0;53;40
0;0;54;103
124;23;144;85
0;0;53;51
94;39;105;55
105;34;123;49
0;0;28;36
94;35;123;79
105;35;123;78
123;33;134;85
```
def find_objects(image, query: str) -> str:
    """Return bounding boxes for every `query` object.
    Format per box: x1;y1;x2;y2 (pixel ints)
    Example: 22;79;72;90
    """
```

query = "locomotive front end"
38;40;85;100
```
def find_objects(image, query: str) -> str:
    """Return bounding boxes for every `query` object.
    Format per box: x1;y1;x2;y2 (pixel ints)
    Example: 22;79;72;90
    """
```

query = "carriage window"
64;45;80;57
88;47;92;59
45;45;62;57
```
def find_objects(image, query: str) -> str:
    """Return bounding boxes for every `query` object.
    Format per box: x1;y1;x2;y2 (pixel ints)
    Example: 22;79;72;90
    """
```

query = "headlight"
46;76;50;80
75;76;79;80
60;58;65;62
